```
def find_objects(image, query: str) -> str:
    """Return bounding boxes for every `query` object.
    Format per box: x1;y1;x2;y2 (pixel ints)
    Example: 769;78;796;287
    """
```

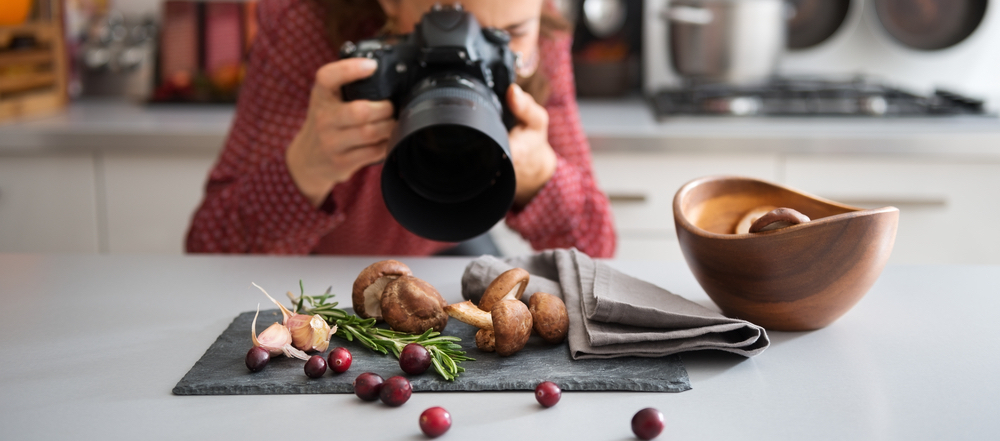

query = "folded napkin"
461;248;769;360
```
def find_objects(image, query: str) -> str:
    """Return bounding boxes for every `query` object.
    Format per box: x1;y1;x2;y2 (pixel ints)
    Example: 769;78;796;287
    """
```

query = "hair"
315;0;570;104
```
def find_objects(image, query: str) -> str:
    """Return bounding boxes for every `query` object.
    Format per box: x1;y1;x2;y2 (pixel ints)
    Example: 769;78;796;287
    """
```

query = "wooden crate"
0;0;68;122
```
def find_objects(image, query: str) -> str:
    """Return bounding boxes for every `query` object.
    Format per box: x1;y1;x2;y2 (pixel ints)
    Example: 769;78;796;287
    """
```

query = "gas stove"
650;77;988;118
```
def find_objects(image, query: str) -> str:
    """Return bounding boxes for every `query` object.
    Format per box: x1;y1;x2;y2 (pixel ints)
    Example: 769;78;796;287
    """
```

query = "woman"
186;0;616;257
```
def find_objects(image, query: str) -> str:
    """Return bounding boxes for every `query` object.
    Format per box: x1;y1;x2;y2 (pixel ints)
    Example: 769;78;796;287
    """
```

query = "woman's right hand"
286;58;396;207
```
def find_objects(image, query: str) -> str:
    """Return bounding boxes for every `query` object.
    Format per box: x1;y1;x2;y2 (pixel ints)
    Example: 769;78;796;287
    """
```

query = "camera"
340;4;519;243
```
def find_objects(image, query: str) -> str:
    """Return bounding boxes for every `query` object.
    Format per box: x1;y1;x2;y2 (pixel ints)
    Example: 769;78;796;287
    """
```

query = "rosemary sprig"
288;281;472;381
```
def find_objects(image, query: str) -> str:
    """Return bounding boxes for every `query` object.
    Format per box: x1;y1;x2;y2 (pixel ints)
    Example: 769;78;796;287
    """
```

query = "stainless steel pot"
663;0;786;84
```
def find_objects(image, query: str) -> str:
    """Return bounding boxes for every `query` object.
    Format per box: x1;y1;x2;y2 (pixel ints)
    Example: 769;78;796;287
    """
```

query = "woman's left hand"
507;83;558;207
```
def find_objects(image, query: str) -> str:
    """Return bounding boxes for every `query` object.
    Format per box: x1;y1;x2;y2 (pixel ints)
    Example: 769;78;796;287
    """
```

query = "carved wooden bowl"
673;176;899;331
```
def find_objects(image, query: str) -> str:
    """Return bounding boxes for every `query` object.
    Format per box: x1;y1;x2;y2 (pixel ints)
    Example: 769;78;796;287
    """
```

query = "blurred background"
1;0;999;264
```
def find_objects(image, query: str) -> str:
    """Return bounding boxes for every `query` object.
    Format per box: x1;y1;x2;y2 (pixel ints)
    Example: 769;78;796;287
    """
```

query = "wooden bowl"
673;176;898;331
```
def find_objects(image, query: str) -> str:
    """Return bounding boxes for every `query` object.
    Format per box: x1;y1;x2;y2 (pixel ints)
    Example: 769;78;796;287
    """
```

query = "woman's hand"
507;83;557;207
286;58;397;207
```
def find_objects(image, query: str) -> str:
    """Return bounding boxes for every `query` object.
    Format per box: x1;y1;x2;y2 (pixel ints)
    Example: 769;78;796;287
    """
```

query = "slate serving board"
173;309;691;395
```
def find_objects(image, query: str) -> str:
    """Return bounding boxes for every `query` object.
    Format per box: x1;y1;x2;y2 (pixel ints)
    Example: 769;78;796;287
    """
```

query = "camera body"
339;5;522;243
340;5;518;129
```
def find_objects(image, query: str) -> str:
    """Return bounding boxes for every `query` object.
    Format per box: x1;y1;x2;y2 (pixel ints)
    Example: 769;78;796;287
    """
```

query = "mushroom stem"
444;300;493;330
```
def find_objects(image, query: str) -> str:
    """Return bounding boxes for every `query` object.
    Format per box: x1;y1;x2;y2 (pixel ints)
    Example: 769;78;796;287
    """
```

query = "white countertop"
3;98;1000;159
1;254;998;440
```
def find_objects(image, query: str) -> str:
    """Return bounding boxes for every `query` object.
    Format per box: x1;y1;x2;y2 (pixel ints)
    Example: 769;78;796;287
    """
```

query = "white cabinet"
0;153;100;252
784;155;1000;264
0;150;215;255
102;151;216;254
592;152;780;260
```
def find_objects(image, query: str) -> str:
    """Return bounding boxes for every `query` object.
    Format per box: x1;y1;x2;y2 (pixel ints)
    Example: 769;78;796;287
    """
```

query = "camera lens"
397;125;501;204
381;73;515;242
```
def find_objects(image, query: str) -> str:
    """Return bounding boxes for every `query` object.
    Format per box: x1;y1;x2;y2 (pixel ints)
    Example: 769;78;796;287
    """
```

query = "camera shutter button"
339;41;357;57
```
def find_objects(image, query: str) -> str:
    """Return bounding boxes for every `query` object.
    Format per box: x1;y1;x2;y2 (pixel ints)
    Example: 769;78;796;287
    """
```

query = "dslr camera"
341;4;519;243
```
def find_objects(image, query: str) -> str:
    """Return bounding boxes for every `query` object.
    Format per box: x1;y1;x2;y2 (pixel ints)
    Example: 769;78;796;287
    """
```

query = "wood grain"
673;176;899;331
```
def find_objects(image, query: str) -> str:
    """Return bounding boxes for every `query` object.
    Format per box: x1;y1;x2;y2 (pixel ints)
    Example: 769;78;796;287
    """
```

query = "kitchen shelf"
0;1;67;121
0;48;53;67
0;72;57;94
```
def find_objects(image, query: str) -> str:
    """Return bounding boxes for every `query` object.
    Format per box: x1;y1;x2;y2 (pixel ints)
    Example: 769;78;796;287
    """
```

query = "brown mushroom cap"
352;260;412;320
380;275;448;334
491;299;533;356
748;207;811;233
528;292;569;344
478;267;529;312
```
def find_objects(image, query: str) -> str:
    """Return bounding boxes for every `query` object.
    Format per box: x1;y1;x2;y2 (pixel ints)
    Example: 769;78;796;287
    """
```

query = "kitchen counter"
1;254;998;440
3;98;1000;158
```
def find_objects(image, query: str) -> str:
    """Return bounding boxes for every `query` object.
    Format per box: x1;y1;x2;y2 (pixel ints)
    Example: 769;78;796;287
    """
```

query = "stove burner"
650;77;987;118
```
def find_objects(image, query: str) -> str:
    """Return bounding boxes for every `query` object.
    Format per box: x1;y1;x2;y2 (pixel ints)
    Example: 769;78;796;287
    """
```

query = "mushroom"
528;292;569;344
445;299;533;356
352;260;412;320
748;207;811;233
477;267;529;312
380;275;449;334
734;205;777;234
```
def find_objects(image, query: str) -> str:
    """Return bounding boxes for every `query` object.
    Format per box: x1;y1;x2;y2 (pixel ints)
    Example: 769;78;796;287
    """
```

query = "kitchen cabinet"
102;151;216;253
4;100;1000;263
0;153;99;252
784;155;1000;264
0;150;214;255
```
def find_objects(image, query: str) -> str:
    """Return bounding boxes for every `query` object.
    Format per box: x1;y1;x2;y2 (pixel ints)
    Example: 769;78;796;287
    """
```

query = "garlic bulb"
253;282;336;353
250;304;309;360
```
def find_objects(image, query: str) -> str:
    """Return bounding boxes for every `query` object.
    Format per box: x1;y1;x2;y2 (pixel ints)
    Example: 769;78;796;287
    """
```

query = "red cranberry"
304;355;327;378
327;347;352;374
534;381;562;407
245;347;270;372
353;372;384;401
379;375;412;407
631;408;665;440
399;343;432;375
419;407;452;438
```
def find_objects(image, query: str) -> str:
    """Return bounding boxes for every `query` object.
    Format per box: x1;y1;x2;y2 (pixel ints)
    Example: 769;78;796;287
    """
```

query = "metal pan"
787;0;852;49
873;0;988;50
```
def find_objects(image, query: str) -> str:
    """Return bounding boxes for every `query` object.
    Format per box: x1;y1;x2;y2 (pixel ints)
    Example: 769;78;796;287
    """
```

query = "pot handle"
662;5;714;25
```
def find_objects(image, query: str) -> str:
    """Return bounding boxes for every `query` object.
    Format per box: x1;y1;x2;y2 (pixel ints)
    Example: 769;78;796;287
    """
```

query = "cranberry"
327;347;352;374
304;355;327;378
399;343;432;375
534;381;562;407
353;372;384;401
419;407;452;438
631;408;665;440
379;375;412;407
245;347;269;372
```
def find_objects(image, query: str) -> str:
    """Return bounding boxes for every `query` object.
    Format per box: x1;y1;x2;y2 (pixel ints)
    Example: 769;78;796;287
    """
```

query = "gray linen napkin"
462;248;769;359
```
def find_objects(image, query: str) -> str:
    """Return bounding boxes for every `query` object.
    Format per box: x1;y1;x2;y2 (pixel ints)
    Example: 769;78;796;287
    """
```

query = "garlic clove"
251;304;293;357
289;313;335;353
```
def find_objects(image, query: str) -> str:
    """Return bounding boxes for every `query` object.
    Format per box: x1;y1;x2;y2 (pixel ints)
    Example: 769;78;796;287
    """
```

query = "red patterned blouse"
185;0;616;257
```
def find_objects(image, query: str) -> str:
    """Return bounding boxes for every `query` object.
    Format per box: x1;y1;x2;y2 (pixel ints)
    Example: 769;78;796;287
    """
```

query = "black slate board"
173;310;690;395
